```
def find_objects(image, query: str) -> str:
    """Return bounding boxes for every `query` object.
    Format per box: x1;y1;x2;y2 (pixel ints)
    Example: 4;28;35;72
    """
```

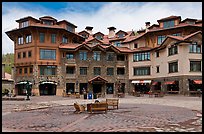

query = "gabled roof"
157;15;181;22
57;20;77;28
93;32;105;36
156;31;202;51
78;30;90;35
116;30;128;35
88;76;108;83
39;16;57;21
16;16;40;23
181;18;197;23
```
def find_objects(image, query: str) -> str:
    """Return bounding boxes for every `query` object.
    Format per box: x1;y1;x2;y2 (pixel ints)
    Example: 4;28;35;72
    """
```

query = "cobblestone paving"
2;103;202;132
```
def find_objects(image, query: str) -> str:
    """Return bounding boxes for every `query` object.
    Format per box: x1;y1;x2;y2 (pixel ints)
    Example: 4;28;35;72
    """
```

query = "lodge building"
6;15;202;96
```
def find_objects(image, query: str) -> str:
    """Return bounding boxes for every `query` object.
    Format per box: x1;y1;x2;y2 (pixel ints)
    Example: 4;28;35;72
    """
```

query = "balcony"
65;74;76;79
62;58;76;64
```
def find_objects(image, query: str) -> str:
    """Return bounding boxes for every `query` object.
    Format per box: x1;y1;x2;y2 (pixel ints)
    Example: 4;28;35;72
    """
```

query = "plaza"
2;95;202;132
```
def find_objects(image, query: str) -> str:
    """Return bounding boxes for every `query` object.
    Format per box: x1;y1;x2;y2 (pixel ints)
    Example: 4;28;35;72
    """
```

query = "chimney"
85;26;93;34
145;22;150;32
11;66;14;80
107;27;116;38
2;63;5;78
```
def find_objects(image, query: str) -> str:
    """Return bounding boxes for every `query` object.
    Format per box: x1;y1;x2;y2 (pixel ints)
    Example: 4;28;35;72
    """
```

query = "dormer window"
43;20;53;25
82;34;88;39
96;35;103;40
21;21;29;28
67;25;74;32
118;33;125;38
114;41;121;47
163;20;175;28
62;36;68;44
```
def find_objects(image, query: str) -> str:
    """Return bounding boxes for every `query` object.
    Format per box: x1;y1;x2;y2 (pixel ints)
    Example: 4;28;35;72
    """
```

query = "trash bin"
88;93;92;99
84;94;87;99
93;93;97;99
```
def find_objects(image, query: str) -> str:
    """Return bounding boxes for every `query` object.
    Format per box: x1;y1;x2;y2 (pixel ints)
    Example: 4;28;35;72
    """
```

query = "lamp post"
25;80;30;100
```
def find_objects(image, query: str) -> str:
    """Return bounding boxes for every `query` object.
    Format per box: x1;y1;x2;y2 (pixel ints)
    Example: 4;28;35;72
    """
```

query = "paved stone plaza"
2;95;202;132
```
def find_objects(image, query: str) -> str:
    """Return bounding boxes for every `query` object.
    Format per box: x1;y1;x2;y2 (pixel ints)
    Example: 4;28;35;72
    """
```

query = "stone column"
2;63;5;78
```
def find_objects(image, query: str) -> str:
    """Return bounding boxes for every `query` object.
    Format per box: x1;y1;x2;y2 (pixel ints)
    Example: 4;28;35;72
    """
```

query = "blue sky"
2;2;202;54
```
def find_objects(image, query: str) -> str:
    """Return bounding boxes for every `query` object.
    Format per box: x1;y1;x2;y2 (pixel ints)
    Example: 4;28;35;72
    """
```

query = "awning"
40;81;57;85
152;82;158;85
164;81;175;85
16;81;32;85
131;80;151;84
193;80;202;84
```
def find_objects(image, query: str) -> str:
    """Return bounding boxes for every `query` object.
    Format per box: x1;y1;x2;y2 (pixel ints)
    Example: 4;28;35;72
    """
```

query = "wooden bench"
89;102;108;114
106;98;119;110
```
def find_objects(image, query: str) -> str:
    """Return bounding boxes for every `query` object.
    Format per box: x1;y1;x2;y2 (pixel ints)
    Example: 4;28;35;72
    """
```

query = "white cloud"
2;2;202;54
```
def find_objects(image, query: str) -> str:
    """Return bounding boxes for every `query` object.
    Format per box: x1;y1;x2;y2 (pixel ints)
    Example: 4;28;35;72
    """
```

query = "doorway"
39;84;56;95
93;84;102;93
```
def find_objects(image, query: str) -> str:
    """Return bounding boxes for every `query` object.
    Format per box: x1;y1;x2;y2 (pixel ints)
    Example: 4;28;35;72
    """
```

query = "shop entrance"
93;84;102;94
80;83;88;94
66;83;75;94
39;83;56;95
134;83;150;94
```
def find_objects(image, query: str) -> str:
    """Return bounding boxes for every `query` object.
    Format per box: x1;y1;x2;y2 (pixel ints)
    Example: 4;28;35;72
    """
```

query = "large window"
18;36;24;45
134;67;150;76
43;20;52;25
169;61;178;73
79;51;87;60
133;52;150;62
23;52;26;58
19;68;22;74
93;52;101;61
80;67;87;75
117;54;125;61
157;35;166;45
30;67;33;74
66;53;74;59
21;21;29;28
39;33;45;43
94;67;101;75
62;36;68;43
189;42;201;53
26;35;32;43
117;67;125;75
106;52;114;61
107;68;114;76
18;52;21;59
163;20;175;28
168;45;178;56
155;51;159;57
51;34;56;43
190;61;201;72
28;51;32;57
66;66;75;74
24;68;27;74
40;49;56;60
40;66;56;75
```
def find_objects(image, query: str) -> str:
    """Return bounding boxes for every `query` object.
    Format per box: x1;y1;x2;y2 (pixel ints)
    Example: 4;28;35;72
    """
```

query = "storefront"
16;81;32;95
151;81;161;92
188;79;202;95
164;81;179;94
39;81;57;95
88;76;108;94
131;80;151;94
